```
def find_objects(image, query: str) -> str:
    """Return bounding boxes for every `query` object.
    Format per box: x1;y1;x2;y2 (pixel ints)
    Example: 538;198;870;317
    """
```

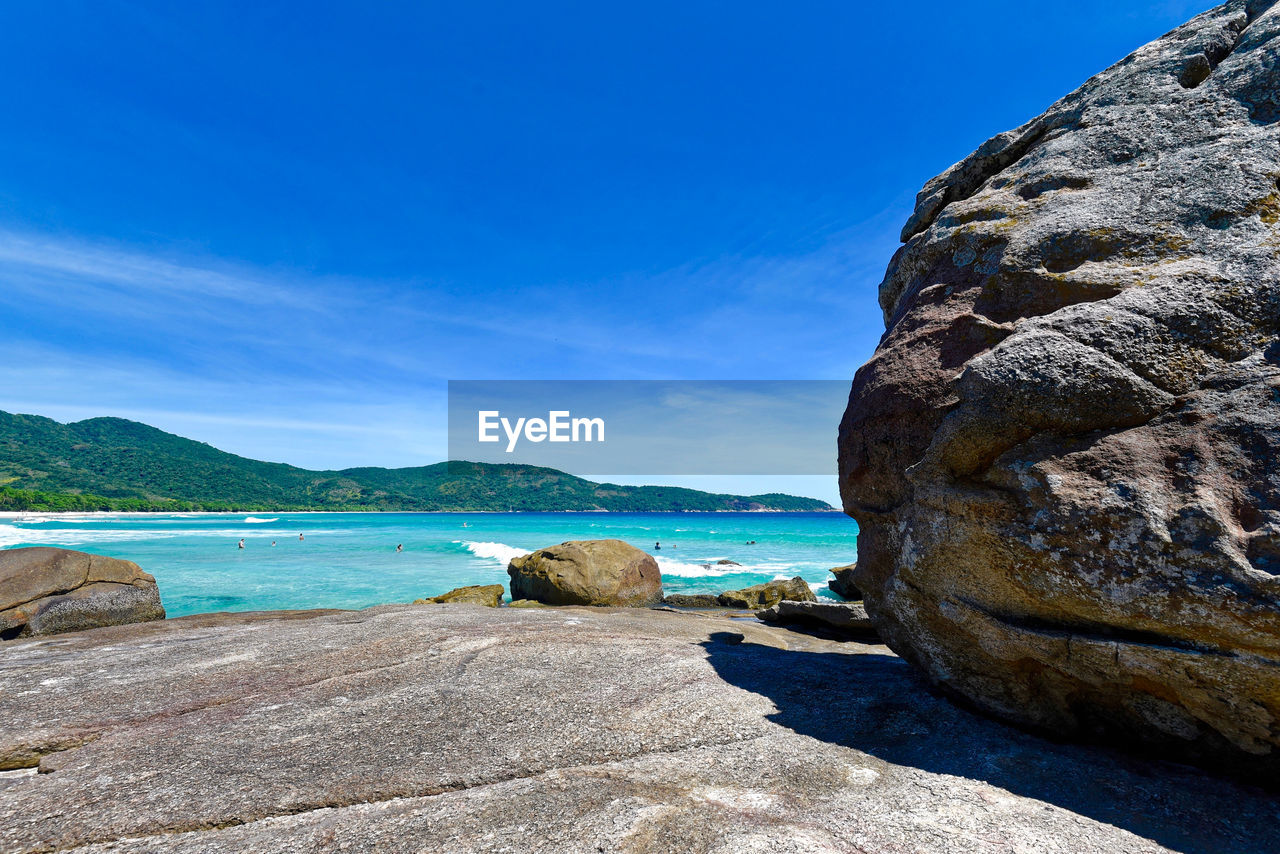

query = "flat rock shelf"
0;605;1275;853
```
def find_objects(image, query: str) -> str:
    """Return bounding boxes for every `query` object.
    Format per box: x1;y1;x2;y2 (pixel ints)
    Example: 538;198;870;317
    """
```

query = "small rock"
413;585;504;607
662;594;723;608
717;577;815;610
827;563;861;601
757;600;876;635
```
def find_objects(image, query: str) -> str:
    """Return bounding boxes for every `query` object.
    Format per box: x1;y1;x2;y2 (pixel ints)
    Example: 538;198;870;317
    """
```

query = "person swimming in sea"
299;533;305;541
271;540;277;547
396;544;403;553
238;538;245;549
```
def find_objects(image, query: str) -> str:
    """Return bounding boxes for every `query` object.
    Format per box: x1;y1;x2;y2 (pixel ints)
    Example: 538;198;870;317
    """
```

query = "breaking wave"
458;541;531;566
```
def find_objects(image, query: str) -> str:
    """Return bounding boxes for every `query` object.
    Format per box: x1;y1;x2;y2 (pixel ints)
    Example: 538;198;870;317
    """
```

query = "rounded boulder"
507;539;662;607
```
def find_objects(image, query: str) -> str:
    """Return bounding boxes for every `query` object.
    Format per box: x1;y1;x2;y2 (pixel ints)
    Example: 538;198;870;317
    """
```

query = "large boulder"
839;0;1280;776
716;577;815;610
507;539;662;607
0;547;165;638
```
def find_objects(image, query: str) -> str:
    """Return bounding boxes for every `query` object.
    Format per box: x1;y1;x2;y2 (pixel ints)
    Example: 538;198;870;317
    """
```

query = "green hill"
0;411;833;513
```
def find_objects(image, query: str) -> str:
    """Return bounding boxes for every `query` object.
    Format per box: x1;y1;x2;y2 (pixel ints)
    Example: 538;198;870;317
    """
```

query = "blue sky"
0;1;1212;503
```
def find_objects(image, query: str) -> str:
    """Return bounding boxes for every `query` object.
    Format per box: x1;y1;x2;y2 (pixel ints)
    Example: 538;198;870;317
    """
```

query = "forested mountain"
0;411;832;513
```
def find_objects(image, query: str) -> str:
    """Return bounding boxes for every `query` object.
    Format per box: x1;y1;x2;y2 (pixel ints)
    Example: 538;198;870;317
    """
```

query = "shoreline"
0;508;846;518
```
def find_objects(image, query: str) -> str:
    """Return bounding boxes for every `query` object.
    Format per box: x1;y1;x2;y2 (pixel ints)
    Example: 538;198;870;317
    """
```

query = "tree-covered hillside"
0;411;833;513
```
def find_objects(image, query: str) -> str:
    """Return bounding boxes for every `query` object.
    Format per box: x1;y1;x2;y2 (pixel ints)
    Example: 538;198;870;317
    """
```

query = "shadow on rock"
702;633;1279;854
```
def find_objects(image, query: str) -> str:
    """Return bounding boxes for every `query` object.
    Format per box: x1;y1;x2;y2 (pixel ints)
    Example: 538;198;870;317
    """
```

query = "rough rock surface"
758;600;876;634
717;577;816;610
1;605;1276;853
414;584;504;607
508;539;662;607
827;563;861;600
0;547;164;639
663;593;724;608
838;0;1280;777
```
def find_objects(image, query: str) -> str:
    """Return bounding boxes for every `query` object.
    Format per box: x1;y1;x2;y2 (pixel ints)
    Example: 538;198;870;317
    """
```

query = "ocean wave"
0;526;343;548
0;525;27;549
654;557;742;578
243;517;280;524
458;541;531;566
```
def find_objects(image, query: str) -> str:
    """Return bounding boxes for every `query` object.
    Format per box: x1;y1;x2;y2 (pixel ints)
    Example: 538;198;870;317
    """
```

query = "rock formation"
716;577;815;610
838;0;1280;776
0;547;165;638
827;563;861;600
507;539;662;607
757;599;876;635
414;585;504;607
662;593;723;608
2;604;1275;852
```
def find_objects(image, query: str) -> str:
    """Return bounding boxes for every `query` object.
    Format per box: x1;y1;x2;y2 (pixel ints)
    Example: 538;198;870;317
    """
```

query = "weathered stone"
506;598;548;609
758;599;876;635
717;577;815;610
413;585;504;607
827;563;861;600
0;547;164;638
507;539;662;607
838;0;1280;777
0;605;1274;852
663;593;724;608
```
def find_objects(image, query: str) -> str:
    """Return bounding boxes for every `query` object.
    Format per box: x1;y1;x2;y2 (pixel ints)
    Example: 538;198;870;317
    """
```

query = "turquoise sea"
0;512;858;617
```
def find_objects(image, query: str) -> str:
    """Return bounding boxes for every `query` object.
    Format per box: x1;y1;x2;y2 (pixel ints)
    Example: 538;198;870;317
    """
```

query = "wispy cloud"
0;213;898;468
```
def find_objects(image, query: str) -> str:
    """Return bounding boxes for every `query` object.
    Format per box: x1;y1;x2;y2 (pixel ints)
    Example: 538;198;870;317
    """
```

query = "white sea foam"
243;517;280;524
0;525;27;549
458;541;532;565
655;557;741;578
0;526;342;549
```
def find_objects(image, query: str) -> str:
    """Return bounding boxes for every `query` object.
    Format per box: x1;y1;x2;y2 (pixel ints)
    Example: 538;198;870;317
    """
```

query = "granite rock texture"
0;547;164;639
717;577;816;610
757;599;876;634
415;585;505;607
838;0;1280;776
508;539;663;607
663;593;724;608
1;605;1276;852
827;563;861;600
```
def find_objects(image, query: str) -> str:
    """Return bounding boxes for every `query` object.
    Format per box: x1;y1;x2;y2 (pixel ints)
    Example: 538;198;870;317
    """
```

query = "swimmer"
396;543;403;553
654;541;661;550
271;540;277;547
299;533;305;541
238;538;245;549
